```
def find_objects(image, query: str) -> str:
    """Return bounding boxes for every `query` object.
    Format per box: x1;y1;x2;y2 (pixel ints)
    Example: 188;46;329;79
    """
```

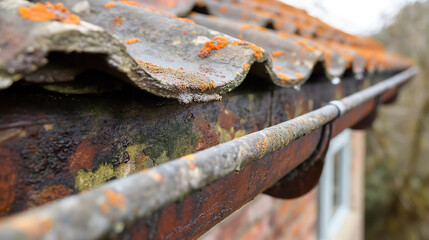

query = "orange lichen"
260;137;268;152
111;16;124;26
238;33;243;40
277;31;289;38
135;58;216;92
120;0;197;26
104;189;126;210
161;0;177;9
196;0;204;7
274;66;283;70
187;161;196;170
193;31;197;35
125;38;140;44
104;2;115;8
241;13;249;21
240;24;268;33
178;17;195;24
324;52;332;69
295;73;303;79
296;40;316;51
120;0;138;6
220;5;228;13
272;51;283;57
198;36;229;58
7;216;52;236
18;2;80;24
278;73;290;82
183;29;188;34
182;154;195;160
274;22;284;29
99;202;110;214
243;64;250;71
148;171;163;183
232;40;263;59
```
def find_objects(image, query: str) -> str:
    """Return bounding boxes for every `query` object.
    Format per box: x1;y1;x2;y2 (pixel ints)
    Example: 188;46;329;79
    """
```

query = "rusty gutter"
0;67;417;240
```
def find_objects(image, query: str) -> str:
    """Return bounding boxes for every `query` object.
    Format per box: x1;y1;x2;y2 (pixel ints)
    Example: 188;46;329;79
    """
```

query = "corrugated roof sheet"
0;0;414;103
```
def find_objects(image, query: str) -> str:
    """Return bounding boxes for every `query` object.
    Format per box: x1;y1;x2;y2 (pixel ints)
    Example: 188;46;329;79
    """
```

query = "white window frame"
318;129;352;240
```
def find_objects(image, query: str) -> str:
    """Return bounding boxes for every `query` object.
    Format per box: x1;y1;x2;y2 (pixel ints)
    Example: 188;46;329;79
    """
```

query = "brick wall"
200;188;318;240
200;131;364;240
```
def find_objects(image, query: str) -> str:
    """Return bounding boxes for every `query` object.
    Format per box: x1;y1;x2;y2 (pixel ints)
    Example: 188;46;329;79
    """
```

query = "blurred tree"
366;1;429;239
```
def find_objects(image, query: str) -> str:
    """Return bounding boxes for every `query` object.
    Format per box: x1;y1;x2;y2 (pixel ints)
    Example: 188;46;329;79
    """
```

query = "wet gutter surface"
0;67;417;240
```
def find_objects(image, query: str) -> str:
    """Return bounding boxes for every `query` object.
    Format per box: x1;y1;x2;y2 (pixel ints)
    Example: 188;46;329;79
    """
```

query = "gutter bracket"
264;121;333;199
328;100;347;117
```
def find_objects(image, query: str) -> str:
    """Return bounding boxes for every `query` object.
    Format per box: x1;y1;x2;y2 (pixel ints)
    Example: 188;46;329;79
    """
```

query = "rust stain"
18;2;80;24
194;115;220;152
69;140;98;172
0;155;17;215
28;185;73;208
105;189;126;210
198;36;229;58
125;38;140;44
218;109;238;130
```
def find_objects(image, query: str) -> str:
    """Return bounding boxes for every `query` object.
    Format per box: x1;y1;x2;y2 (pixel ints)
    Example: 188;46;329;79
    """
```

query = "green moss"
75;163;116;191
216;124;248;143
234;129;248;139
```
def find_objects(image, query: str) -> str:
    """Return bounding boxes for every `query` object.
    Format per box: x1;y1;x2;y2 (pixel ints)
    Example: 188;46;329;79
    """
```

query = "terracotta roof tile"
0;0;414;103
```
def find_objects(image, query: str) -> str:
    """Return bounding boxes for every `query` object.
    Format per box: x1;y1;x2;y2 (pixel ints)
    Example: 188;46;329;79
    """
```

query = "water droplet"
355;73;364;80
331;77;341;85
293;85;301;91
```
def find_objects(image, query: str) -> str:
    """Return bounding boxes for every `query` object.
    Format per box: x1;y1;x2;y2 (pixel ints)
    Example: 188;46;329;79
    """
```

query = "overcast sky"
282;0;421;35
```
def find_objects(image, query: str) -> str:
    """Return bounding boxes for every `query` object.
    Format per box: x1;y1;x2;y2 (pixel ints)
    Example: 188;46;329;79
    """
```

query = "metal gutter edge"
0;67;418;240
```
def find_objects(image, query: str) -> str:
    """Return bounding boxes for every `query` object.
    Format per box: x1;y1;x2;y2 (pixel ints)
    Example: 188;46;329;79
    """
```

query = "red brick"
238;215;270;240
